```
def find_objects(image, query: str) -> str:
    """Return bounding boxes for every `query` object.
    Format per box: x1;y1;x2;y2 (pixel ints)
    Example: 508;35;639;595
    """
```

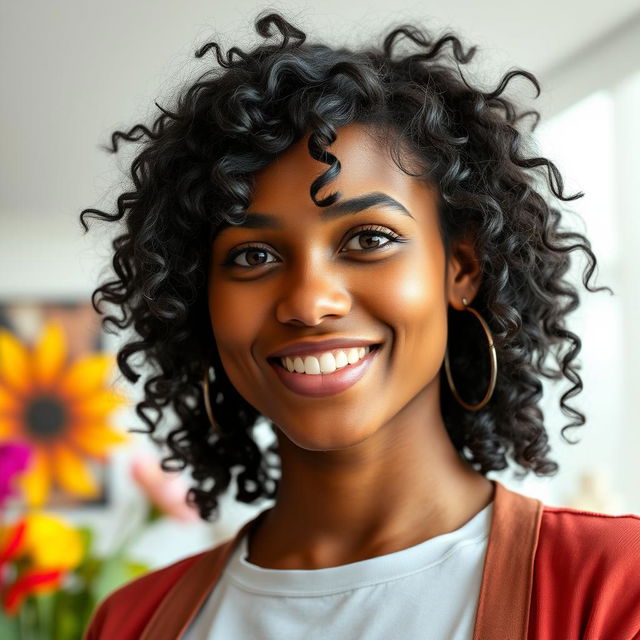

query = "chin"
282;424;377;452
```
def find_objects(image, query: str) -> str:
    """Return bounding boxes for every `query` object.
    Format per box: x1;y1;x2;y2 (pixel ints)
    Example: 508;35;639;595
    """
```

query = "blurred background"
1;0;639;634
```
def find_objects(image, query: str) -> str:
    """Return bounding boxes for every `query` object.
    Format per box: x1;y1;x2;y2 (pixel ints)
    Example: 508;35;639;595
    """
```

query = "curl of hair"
80;10;612;521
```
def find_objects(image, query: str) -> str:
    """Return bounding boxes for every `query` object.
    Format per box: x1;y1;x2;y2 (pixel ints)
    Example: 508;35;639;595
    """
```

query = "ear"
445;234;483;311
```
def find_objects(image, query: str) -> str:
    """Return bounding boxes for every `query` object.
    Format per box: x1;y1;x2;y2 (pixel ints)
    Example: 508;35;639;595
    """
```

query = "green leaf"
91;553;150;603
52;589;93;640
75;554;103;585
76;526;95;560
34;592;56;635
0;611;20;640
124;560;151;580
145;503;165;526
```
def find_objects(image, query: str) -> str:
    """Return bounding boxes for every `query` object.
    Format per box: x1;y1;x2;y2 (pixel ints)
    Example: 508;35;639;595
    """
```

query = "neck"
247;385;495;570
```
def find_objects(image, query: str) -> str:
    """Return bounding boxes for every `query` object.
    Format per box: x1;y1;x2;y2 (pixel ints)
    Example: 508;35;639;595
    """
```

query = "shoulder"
537;504;640;560
83;545;222;640
532;505;640;635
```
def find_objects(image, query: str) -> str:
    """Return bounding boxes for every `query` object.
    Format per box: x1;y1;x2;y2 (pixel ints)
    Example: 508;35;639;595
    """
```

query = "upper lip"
267;338;382;360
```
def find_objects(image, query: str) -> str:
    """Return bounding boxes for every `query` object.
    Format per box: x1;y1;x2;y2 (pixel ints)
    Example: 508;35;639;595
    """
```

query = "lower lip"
268;346;381;398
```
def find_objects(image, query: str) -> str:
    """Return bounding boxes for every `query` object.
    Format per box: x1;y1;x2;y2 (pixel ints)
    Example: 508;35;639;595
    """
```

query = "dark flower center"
24;395;68;440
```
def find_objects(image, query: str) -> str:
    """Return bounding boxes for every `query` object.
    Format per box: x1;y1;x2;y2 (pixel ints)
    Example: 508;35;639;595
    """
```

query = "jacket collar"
472;479;543;639
140;479;543;640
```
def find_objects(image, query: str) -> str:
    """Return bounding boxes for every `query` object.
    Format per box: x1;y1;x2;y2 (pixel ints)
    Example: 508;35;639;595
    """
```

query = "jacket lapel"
140;479;543;640
472;480;544;640
139;508;271;640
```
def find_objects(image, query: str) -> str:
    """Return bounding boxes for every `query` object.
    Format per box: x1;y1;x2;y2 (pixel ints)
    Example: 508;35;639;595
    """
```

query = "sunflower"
0;319;130;507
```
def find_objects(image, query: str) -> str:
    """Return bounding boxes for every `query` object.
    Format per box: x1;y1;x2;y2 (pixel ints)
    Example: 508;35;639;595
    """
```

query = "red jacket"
83;479;640;639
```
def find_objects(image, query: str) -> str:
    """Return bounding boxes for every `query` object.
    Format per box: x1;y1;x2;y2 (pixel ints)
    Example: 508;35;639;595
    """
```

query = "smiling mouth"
267;343;383;372
266;343;383;398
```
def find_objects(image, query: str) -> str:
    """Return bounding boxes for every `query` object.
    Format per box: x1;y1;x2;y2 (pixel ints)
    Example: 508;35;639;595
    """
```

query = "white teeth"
281;346;373;375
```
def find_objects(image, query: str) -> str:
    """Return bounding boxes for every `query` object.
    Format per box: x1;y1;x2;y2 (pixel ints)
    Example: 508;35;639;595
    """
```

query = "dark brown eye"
243;248;271;266
341;226;401;253
224;245;278;267
349;232;387;250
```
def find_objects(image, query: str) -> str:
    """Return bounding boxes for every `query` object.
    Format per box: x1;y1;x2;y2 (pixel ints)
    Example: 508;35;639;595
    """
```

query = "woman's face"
208;123;472;451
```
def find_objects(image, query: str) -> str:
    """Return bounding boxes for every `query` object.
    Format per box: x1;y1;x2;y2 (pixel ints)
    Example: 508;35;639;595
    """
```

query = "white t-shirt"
183;501;493;640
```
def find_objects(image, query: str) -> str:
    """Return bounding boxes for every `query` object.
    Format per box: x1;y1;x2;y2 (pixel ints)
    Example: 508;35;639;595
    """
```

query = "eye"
341;225;402;253
223;244;279;268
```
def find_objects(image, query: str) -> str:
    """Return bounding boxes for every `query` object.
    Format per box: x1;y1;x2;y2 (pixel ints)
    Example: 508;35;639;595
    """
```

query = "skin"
208;122;494;570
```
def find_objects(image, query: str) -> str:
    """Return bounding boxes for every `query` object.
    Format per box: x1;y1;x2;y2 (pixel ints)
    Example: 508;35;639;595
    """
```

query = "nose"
275;262;352;326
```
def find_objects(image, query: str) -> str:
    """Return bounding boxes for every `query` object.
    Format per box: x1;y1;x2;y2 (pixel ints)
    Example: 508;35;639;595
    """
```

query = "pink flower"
130;453;200;522
0;442;32;508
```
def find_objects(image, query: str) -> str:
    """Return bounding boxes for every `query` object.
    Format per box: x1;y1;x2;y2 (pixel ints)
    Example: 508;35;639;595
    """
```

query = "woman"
82;11;640;639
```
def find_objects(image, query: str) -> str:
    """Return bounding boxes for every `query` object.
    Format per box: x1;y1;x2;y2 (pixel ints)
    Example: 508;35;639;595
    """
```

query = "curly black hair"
79;10;612;522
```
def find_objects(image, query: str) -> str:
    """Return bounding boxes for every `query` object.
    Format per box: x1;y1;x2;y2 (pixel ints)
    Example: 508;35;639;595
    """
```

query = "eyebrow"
217;191;414;233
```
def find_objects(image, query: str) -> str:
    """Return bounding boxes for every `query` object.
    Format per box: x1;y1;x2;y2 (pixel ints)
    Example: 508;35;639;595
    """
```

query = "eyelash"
223;224;405;269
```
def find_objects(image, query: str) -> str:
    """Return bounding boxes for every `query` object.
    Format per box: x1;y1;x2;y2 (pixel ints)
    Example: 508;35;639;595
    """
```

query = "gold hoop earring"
444;297;497;411
202;366;222;434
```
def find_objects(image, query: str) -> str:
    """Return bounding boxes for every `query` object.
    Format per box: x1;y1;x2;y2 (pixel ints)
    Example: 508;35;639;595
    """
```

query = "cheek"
373;254;447;370
207;279;263;374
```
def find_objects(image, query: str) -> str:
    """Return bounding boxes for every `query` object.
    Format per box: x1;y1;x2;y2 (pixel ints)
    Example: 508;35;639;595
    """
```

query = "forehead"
246;123;434;219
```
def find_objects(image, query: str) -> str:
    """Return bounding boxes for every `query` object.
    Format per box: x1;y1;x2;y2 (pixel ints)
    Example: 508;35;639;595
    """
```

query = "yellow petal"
32;321;67;389
17;447;51;508
71;388;129;419
51;444;99;498
22;512;84;570
0;329;32;396
68;422;130;458
57;353;117;399
0;413;22;439
0;383;19;413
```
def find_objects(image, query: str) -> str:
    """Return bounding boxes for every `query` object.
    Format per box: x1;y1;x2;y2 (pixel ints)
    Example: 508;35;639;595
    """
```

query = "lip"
267;338;381;359
267;344;382;398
